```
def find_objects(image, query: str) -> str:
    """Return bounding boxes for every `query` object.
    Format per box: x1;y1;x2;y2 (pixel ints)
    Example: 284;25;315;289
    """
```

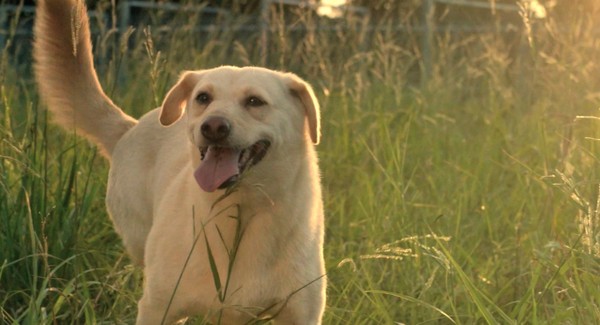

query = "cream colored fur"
33;1;326;324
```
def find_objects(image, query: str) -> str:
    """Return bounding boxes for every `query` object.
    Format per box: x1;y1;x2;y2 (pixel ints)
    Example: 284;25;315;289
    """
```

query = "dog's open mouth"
193;140;271;192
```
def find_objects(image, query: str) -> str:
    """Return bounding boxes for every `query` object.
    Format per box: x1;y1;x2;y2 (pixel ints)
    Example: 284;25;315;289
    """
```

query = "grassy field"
1;1;600;324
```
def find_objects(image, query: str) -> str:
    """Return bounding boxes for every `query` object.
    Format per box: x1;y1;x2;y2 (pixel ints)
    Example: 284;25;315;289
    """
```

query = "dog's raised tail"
33;0;136;158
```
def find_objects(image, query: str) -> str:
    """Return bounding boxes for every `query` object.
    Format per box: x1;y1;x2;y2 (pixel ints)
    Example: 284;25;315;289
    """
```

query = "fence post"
0;7;6;51
260;0;270;66
422;0;435;86
119;1;130;33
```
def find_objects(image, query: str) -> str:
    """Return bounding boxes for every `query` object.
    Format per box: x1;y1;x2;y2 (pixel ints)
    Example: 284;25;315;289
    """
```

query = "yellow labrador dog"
33;1;326;324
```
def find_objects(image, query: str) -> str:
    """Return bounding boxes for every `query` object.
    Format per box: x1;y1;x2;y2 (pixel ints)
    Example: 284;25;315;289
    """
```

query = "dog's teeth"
239;149;251;164
199;147;208;160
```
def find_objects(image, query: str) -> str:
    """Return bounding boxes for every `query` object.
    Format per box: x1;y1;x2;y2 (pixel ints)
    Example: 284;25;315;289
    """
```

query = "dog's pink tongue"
194;147;240;192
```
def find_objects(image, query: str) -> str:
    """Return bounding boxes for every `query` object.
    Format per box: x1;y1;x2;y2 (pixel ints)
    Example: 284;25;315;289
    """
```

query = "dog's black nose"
201;116;231;142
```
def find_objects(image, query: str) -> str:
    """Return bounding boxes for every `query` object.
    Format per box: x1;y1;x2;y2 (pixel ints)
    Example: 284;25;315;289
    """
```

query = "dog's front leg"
136;294;182;325
272;307;324;325
271;290;325;325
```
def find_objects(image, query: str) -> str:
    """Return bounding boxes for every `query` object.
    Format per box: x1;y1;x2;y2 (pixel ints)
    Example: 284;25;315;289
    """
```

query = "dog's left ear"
159;71;198;126
285;74;321;144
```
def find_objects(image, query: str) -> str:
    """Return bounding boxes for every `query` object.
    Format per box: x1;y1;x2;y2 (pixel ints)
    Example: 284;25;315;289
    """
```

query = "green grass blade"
204;228;223;302
368;289;457;324
433;236;516;325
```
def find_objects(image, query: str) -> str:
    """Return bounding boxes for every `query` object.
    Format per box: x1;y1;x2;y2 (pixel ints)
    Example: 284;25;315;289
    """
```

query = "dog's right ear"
284;74;321;144
159;71;198;126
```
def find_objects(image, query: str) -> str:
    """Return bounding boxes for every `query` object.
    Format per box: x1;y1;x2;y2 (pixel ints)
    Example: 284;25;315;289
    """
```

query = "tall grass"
1;0;600;324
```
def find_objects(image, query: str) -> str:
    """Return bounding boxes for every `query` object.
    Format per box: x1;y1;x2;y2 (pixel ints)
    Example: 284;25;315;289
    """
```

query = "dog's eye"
246;96;266;107
196;92;212;105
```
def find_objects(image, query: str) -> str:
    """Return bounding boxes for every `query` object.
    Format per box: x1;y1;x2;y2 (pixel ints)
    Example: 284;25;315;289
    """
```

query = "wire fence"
1;0;529;82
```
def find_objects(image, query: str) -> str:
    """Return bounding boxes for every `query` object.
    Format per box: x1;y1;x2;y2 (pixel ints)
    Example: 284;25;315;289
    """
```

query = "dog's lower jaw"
194;140;271;192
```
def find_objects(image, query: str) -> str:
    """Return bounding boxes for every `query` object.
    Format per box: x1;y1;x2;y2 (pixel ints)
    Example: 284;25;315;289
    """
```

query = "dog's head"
158;66;320;192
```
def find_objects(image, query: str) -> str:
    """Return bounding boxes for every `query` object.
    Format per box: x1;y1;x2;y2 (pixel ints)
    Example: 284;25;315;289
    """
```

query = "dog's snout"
201;116;231;142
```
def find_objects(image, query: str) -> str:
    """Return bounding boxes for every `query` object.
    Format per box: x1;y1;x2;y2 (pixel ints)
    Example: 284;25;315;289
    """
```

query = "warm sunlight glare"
317;0;347;18
529;0;547;19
